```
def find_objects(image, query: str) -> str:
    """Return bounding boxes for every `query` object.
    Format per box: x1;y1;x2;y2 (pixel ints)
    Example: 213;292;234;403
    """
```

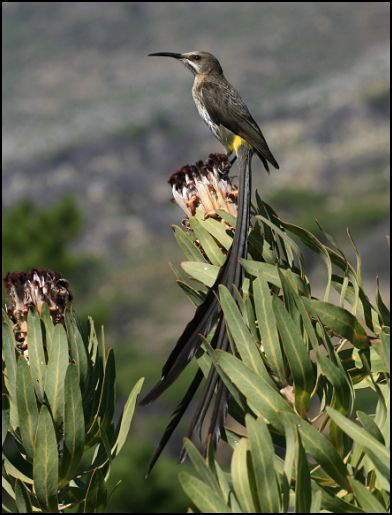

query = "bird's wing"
200;81;279;170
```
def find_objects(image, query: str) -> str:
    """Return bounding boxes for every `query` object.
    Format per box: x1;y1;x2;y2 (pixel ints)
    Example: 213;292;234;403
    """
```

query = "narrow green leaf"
40;302;54;357
199;217;233;250
302;298;369;349
351;479;387;513
313;481;363;513
376;278;390;327
181;261;218;287
357;411;385;445
179;472;231;513
215;351;291;433
3;455;33;485
62;364;85;481
380;330;390;373
2;322;18;429
189;218;225;266
231;438;256;513
273;297;315;415
295;429;311;513
279;220;333;301
16;357;39;460
219;285;274;385
253;273;286;382
26;310;46;402
217;209;237;228
283;415;297;485
65;310;89;390
97;349;116;429
112;377;144;455
82;468;107;513
172;225;207;262
287;414;350;490
2;394;9;446
327;407;390;485
33;406;59;512
246;415;281;513
177;280;205;306
183;439;219;491
316;352;352;414
44;324;69;427
14;480;33;514
240;259;308;294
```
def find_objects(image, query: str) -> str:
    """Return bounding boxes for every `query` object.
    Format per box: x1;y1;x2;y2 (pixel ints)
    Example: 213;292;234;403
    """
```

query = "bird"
140;51;278;475
147;51;279;172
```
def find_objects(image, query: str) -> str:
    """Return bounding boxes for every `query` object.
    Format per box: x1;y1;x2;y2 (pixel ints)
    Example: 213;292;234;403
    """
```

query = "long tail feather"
144;148;252;473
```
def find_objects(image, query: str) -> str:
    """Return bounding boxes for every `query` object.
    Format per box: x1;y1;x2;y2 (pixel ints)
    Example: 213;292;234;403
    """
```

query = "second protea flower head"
168;154;238;222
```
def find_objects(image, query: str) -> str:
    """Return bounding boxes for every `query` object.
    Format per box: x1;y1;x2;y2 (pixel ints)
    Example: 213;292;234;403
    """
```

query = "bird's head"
148;51;223;76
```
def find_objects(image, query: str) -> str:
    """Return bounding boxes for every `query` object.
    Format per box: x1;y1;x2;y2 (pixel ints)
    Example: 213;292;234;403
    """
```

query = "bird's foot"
219;155;237;179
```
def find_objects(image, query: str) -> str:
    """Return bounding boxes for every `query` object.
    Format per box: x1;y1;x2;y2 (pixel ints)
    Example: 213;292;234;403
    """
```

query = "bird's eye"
193;55;201;61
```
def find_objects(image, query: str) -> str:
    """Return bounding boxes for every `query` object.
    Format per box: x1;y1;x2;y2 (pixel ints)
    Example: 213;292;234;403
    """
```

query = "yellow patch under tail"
229;134;248;153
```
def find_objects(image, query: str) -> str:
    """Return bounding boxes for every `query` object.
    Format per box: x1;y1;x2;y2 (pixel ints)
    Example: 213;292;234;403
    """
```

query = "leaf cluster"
172;195;390;513
2;306;144;513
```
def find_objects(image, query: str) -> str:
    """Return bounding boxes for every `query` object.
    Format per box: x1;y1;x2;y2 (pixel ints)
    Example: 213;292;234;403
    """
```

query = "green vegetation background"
3;3;389;512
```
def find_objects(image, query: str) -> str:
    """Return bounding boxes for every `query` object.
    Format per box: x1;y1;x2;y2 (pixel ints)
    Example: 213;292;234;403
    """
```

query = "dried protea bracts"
4;268;72;344
169;153;238;222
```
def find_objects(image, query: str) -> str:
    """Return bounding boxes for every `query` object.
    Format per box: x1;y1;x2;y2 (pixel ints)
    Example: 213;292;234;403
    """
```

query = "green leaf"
2;395;9;446
246;415;281;513
14;479;33;513
2;322;18;430
3;455;33;485
240;259;308;294
97;348;116;429
179;472;231;513
217;209;236;228
199;217;233;250
253;273;286;382
279;220;333;301
313;481;363;513
295;429;311;513
44;324;69;427
26;310;46;402
231;437;256;512
351;479;387;513
189;218;226;266
65;310;89;390
273;297;315;415
376;278;390;327
16;357;39;460
172;225;207;262
183;439;220;491
82;468;107;513
327;407;390;485
219;285;274;385
215;351;291;433
316;352;352;414
283;416;297;485
176;280;205;306
33;406;59;512
40;302;55;357
14;480;33;514
62;364;85;481
302;298;369;349
181;261;218;287
357;411;385;445
112;377;144;456
284;413;350;490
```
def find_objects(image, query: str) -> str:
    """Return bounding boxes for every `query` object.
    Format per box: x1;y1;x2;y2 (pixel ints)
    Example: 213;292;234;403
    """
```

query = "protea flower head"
168;153;238;222
4;268;72;344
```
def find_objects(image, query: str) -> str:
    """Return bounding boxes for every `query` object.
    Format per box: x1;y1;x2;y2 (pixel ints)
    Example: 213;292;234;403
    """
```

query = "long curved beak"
148;52;182;59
